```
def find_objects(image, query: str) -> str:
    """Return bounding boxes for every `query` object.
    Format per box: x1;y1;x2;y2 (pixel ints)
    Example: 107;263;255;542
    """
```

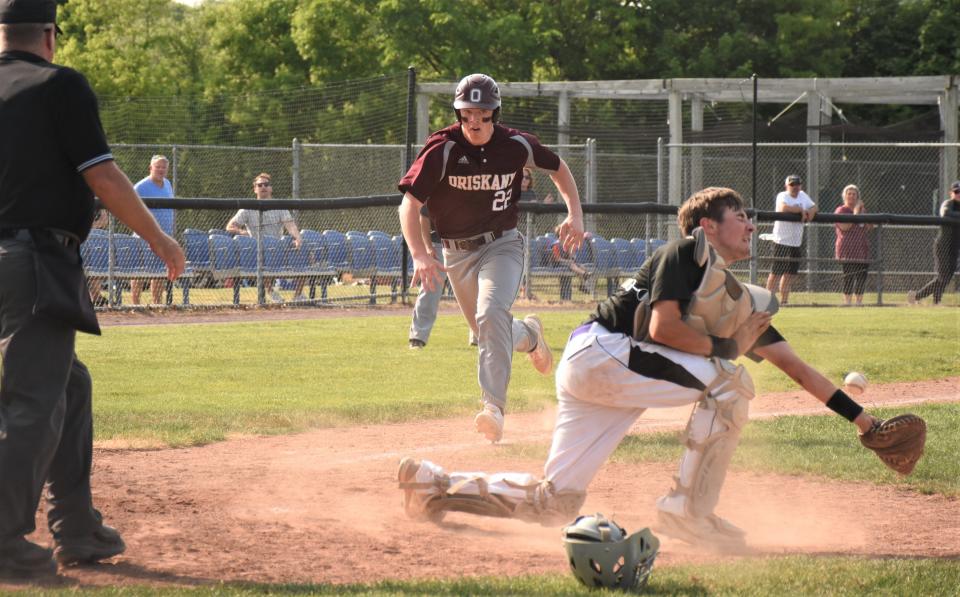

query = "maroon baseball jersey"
398;123;562;239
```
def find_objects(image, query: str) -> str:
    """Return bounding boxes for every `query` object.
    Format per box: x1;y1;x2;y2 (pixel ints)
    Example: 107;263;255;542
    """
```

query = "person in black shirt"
0;0;185;578
908;180;960;305
396;187;898;553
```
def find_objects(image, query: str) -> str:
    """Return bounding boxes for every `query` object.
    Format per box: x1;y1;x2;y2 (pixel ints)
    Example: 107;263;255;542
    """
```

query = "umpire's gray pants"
409;243;445;344
0;238;99;545
443;229;536;411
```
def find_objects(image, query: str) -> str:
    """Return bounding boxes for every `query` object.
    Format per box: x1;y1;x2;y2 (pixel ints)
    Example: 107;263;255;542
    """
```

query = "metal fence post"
107;214;116;306
171;144;178;195
401;66;416;305
524;212;532;299
655;137;663;243
292;138;301;199
875;223;884;305
257;211;265;305
584;138;597;231
585;138;598;203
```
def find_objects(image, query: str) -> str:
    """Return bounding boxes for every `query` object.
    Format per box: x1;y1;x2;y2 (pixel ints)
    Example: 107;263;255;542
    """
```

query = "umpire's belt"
0;228;80;248
440;230;505;251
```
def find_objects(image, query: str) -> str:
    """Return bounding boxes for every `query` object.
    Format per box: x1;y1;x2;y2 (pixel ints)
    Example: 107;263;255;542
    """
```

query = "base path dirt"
6;377;958;590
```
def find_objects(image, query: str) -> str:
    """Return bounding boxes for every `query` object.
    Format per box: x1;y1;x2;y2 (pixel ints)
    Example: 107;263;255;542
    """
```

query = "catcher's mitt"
859;414;926;475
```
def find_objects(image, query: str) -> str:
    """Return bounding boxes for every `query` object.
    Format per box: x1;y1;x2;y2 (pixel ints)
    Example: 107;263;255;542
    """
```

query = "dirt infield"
5;376;958;590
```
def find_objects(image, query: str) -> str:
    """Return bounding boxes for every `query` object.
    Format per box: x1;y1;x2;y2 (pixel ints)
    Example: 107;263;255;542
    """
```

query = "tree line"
54;0;960;146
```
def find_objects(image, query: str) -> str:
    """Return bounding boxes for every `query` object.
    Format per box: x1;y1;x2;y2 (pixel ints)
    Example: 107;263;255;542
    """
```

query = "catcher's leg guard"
660;358;754;520
397;457;449;522
400;458;585;526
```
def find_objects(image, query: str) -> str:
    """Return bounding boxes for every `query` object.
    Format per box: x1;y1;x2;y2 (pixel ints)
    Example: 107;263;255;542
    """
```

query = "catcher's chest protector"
685;228;752;338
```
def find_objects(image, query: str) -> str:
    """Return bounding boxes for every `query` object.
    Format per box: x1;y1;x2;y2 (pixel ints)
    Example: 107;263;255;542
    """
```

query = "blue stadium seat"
648;239;668;253
322;230;350;272
572;238;595;270
183;228;211;273
262;236;287;277
80;235;109;275
235;235;259;276
529;235;562;276
370;233;402;276
367;230;392;242
293;230;327;273
139;236;166;276
208;234;238;280
590;237;617;278
346;233;376;278
627;239;648;272
112;234;142;275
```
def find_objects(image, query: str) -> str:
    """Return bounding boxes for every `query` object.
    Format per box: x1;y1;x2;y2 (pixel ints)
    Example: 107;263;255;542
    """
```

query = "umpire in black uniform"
0;0;185;578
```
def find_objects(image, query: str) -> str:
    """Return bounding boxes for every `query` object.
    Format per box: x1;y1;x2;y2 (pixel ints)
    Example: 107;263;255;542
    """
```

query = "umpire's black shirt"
0;50;113;240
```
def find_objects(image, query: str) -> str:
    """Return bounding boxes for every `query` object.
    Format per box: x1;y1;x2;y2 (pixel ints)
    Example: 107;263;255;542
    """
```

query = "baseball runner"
398;73;585;443
397;187;925;550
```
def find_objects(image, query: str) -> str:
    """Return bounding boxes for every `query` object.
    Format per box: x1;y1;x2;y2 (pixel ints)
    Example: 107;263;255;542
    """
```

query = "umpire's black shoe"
0;537;57;578
54;524;125;566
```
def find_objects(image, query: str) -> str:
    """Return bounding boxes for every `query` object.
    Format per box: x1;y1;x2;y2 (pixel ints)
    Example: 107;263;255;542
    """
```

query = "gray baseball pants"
442;229;537;411
409;243;445;344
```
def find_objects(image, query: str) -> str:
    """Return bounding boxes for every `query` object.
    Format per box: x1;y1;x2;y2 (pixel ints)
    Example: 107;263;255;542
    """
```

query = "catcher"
397;187;926;551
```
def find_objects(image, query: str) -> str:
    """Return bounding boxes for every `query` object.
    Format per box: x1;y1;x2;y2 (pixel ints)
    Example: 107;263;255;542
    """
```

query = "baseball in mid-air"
843;371;868;395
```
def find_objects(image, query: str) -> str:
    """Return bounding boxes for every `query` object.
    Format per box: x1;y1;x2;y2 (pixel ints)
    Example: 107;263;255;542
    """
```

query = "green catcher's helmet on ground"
562;513;660;591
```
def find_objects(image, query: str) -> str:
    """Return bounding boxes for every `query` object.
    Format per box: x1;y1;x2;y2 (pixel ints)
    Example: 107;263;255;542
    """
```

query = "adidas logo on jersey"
458;156;470;164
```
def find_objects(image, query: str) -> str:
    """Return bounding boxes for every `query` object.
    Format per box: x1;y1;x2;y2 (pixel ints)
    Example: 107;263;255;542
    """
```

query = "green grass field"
60;305;960;594
19;556;960;595
78;306;958;447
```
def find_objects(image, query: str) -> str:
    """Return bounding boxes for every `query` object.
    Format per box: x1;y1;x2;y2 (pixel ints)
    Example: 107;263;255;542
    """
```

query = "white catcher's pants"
428;321;748;509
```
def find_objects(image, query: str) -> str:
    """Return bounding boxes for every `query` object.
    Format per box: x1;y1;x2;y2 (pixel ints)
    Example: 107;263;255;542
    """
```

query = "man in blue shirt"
131;154;174;304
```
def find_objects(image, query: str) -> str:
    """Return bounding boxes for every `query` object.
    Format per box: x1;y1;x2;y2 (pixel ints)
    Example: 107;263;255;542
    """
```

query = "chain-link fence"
670;142;958;215
112;142;590;202
85;202;958;310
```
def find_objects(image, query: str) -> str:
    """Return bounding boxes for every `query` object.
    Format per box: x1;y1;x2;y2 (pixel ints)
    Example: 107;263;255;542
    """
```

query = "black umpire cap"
0;0;61;33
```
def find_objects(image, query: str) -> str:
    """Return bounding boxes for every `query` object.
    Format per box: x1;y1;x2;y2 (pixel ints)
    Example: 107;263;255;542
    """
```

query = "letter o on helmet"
453;73;501;122
562;513;660;591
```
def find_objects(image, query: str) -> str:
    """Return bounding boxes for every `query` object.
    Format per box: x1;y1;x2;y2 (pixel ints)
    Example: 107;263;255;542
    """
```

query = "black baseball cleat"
0;537;57;579
409;339;426;350
54;524;125;566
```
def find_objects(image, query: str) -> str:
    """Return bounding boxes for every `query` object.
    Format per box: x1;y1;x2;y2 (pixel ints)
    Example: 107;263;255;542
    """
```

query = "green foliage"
56;0;202;98
51;0;959;148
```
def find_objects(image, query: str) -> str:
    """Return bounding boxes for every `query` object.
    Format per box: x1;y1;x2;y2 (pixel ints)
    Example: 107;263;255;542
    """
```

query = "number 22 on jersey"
492;189;512;211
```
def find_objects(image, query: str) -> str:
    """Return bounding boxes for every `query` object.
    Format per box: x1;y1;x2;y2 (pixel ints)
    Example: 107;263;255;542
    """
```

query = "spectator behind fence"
87;207;109;307
131;154;174;305
549;232;592;300
907;180;960;305
765;174;817;305
0;0;185;577
518;167;555;204
834;184;873;306
226;172;305;303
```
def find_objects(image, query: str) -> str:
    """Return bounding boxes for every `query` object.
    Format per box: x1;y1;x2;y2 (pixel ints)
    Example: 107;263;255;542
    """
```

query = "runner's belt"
440;230;505;251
